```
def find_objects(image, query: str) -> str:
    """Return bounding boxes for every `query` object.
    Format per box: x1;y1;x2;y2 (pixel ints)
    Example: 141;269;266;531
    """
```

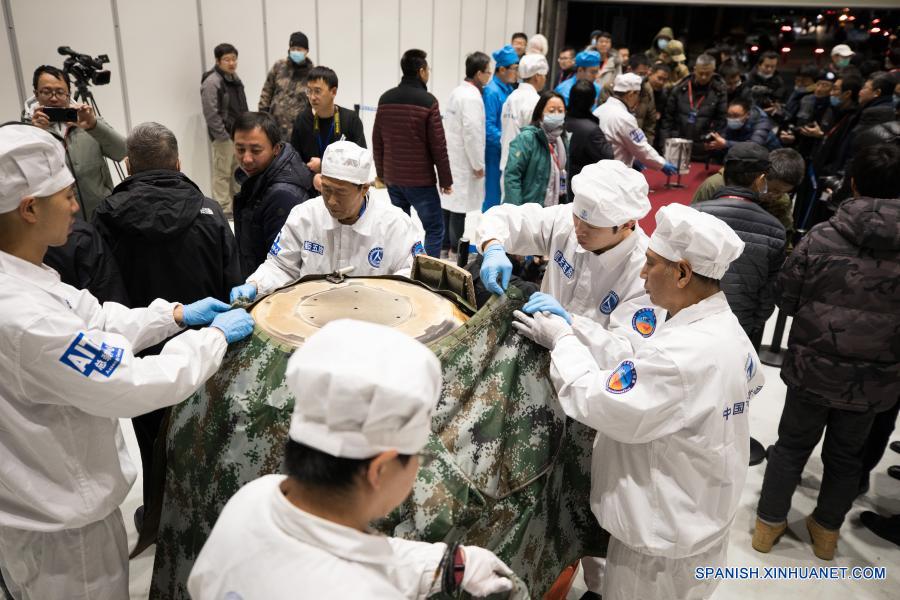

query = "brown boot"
752;518;788;553
806;515;839;560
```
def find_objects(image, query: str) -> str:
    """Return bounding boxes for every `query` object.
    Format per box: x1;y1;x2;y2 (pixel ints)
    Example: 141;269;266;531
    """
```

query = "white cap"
321;140;373;185
0;124;74;214
613;72;643;93
831;44;854;57
648;203;745;279
526;34;549;56
519;53;549;79
286;319;441;459
572;160;651;227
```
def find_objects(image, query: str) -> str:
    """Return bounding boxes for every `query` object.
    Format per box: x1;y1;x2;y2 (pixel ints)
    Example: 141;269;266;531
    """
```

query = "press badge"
59;333;124;378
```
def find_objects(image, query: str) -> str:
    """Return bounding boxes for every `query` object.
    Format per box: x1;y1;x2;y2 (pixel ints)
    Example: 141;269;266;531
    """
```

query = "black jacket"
44;217;130;305
692;186;786;336
233;143;311;278
92;169;242;307
290;105;367;165
660;74;728;159
743;70;788;103
564;114;614;202
848;96;895;156
777;196;900;412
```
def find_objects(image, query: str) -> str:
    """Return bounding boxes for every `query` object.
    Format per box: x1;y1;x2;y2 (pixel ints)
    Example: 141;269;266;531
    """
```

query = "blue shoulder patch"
554;250;575;279
632;307;657;337
599;290;619;315
268;232;283;257
411;241;425;257
606;360;637;394
368;246;384;268
59;333;124;378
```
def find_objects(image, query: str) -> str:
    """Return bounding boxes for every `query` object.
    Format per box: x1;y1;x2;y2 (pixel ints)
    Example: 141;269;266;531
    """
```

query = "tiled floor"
123;314;900;600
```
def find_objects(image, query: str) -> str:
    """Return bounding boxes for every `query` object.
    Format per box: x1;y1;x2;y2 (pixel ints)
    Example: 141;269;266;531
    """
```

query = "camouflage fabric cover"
258;58;312;142
150;284;605;599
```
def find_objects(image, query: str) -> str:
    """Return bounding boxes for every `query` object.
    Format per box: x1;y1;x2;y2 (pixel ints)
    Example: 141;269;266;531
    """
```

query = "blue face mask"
830;95;842;108
726;117;745;130
289;50;306;64
657;39;669;51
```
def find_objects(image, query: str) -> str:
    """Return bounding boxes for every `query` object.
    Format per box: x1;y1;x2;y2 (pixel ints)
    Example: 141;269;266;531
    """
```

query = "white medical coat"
550;292;764;559
248;195;424;295
0;250;227;531
500;82;540;171
441;81;486;214
189;475;447;599
594;96;666;170
476;203;657;346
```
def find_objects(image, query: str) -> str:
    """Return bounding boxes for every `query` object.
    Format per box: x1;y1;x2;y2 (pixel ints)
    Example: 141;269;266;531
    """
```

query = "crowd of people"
0;21;898;600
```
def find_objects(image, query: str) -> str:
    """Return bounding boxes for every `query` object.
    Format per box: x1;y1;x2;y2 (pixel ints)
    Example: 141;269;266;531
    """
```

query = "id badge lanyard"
313;109;342;156
687;81;706;125
549;141;567;195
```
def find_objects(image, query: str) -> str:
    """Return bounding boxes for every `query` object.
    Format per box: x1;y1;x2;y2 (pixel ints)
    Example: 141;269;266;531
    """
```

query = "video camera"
58;46;111;89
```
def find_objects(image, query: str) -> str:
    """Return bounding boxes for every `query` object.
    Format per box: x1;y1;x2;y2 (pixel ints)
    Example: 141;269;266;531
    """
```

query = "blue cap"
575;50;601;68
492;45;519;68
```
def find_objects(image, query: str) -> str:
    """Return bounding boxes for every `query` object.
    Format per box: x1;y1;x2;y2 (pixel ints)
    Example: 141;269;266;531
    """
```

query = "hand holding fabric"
181;297;232;326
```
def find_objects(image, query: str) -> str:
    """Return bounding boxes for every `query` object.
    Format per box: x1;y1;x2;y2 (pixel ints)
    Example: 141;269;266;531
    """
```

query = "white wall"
4;0;539;195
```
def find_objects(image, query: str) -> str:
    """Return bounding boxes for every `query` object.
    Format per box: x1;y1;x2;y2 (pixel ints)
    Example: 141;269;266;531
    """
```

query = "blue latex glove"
662;162;679;176
210;309;255;343
230;283;258;303
182;297;231;326
522;292;572;325
480;244;512;296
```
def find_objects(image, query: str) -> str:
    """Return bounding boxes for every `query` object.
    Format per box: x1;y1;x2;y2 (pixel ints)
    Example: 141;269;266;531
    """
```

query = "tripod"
71;78;126;181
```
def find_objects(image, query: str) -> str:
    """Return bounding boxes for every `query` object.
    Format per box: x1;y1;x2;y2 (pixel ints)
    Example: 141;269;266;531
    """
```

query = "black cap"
817;70;837;82
724;142;770;173
289;31;309;50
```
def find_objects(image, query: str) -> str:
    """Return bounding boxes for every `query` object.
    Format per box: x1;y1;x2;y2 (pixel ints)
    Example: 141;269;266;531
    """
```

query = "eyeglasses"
37;88;69;100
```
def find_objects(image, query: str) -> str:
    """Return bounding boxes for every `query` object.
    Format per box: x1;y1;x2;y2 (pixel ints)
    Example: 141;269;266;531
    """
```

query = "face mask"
830;95;842;107
726;117;745;130
289;50;306;64
657;39;669;51
759;177;768;196
542;113;565;137
757;71;774;80
835;57;851;68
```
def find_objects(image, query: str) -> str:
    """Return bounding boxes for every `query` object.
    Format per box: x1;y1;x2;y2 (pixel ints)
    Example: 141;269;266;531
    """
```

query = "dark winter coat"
743;70;788;103
200;67;248;142
92;169;243;307
776;195;900;412
660;73;728;159
564;114;614;202
43;217;129;305
848;96;896;156
373;76;452;188
233;143;311;278
692;186;786;337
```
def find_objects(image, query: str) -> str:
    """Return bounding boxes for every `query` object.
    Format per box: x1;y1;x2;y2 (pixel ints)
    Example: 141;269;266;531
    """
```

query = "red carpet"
640;162;720;234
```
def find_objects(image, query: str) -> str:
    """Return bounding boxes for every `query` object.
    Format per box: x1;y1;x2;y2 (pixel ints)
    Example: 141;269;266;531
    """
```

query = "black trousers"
860;399;900;486
132;408;166;508
442;210;466;253
757;387;877;530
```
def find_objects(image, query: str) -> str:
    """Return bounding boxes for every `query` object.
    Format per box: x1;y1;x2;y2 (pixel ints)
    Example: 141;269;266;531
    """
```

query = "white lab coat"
500;82;540;171
594;96;666;170
248;195;424;295
476;203;657;344
0;250;227;532
549;292;764;595
189;474;447;599
441;80;486;214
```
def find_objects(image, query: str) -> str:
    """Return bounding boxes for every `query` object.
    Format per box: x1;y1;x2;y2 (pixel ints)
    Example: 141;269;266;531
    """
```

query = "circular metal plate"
252;278;469;348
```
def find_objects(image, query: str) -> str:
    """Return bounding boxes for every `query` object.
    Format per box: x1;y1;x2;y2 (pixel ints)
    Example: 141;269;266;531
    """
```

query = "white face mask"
542;113;565;138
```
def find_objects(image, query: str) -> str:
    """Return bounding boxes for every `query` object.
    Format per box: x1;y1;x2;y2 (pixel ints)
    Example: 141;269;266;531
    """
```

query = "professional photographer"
22;64;126;220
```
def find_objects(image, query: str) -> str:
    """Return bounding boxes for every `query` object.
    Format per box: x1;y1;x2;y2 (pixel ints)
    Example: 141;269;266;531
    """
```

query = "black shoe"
579;593;602;600
860;511;900;547
750;437;767;466
134;505;144;533
888;466;900;481
890;441;900;454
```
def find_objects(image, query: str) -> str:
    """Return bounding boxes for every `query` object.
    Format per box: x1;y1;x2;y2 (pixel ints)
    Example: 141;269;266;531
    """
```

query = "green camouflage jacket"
258;57;313;142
